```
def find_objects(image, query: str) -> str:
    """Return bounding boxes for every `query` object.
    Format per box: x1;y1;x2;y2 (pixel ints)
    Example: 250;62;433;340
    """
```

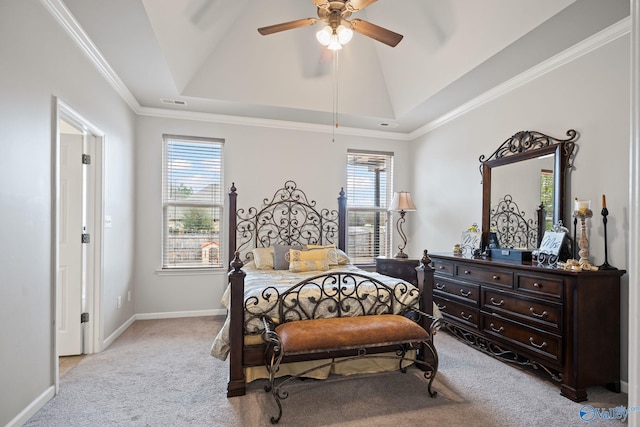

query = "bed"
210;180;437;397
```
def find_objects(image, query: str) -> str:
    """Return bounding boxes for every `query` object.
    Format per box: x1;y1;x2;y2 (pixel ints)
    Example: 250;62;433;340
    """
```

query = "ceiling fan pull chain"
332;49;340;142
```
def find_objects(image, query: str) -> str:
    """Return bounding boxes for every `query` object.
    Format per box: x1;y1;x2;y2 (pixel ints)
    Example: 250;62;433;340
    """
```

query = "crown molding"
409;16;631;140
137;106;411;140
40;0;141;112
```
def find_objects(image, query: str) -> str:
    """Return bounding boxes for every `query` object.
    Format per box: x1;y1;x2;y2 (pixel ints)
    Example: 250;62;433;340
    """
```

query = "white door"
57;124;84;356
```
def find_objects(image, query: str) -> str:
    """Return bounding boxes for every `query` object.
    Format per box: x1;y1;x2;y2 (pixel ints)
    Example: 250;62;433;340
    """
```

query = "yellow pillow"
289;260;330;273
289;248;330;262
251;247;274;270
306;245;350;265
288;248;330;272
306;244;338;265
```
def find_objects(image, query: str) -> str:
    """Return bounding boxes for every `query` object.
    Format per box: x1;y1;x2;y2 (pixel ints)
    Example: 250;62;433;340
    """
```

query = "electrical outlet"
117;296;122;309
127;290;131;302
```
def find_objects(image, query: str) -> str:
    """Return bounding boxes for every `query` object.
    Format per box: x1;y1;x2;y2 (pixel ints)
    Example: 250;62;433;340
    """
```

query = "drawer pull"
490;297;505;306
438;265;446;270
464;270;471;275
460;289;471;297
529;337;548;349
436;304;447;311
461;311;472;321
533;282;541;288
489;323;504;333
529;307;548;318
492;275;500;281
435;283;446;290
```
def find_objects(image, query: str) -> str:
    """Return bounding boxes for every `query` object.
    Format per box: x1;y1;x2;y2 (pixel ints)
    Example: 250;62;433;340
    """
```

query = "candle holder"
599;205;618;270
573;208;593;268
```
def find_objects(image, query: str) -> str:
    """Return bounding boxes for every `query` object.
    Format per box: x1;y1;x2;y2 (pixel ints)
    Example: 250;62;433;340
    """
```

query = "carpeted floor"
25;316;628;426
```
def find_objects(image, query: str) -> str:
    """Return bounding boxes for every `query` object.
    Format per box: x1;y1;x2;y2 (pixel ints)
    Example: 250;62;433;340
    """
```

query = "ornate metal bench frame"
259;271;442;424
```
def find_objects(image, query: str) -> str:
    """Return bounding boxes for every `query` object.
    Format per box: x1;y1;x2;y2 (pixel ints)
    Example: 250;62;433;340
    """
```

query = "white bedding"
210;262;428;361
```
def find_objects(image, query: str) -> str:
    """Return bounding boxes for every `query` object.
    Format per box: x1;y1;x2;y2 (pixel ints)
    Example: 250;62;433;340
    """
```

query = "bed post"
227;251;246;397
228;183;238;269
416;249;434;318
338;187;347;251
226;183;246;397
416;249;435;366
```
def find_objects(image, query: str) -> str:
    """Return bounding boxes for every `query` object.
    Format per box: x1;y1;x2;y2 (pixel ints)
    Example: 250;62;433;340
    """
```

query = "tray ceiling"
59;0;628;134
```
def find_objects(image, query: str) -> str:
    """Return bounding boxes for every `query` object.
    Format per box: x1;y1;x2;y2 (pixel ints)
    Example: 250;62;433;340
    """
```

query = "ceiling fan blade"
311;0;330;8
258;18;318;35
347;0;378;12
349;18;403;47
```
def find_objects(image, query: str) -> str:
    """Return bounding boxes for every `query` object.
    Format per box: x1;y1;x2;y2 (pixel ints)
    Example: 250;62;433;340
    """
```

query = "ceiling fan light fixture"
327;33;342;50
336;25;353;45
316;25;333;45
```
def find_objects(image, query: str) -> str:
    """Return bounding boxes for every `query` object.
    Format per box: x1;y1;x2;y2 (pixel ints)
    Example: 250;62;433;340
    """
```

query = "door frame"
53;97;104;393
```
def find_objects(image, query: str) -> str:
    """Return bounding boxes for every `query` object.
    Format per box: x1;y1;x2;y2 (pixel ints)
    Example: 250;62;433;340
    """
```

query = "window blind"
346;150;394;263
162;135;224;269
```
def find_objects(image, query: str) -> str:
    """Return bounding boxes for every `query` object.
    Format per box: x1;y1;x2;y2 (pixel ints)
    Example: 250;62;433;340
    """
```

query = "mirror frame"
480;130;578;250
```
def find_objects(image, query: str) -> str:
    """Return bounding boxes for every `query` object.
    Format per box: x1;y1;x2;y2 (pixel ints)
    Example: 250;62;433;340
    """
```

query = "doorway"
54;99;104;391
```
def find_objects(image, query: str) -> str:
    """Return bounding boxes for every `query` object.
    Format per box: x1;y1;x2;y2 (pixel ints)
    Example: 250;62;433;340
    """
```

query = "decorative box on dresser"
429;253;625;402
375;256;420;285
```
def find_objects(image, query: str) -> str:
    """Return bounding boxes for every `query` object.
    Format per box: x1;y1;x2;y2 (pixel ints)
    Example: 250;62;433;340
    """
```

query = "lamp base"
394;251;408;259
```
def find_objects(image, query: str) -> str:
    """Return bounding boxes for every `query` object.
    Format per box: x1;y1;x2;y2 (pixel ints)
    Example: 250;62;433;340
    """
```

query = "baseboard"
6;386;55;427
135;308;226;320
102;314;136;350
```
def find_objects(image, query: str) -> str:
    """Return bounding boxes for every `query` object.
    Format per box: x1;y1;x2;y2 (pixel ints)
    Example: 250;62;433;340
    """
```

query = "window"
540;169;554;231
162;135;224;269
346;150;394;264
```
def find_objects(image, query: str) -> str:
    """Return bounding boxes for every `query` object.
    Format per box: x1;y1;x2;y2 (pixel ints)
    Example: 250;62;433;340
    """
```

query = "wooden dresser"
429;253;625;402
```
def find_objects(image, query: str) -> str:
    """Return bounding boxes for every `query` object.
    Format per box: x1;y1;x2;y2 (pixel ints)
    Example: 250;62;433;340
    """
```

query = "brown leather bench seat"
275;314;430;356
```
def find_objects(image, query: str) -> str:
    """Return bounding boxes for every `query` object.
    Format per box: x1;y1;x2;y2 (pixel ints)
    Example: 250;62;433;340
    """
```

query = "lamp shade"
389;191;416;212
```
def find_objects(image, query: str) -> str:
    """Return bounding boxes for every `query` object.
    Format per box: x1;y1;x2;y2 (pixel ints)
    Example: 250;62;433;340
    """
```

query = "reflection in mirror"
490;154;555;249
480;130;578;251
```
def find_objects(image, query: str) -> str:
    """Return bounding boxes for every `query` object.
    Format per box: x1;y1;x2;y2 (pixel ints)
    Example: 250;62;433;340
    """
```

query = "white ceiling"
59;0;629;135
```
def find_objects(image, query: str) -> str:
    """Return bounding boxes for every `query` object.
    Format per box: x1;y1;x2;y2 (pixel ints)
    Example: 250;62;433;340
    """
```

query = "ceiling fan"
257;0;403;48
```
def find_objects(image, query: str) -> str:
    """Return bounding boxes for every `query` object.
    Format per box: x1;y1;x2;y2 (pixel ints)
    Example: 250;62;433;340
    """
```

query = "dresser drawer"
455;264;513;288
517;274;563;299
482;314;562;366
432;259;454;277
434;278;479;304
482;288;561;332
434;295;479;329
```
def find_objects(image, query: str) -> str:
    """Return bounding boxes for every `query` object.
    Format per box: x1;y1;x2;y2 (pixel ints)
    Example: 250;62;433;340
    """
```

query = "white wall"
134;116;413;315
409;34;631;381
0;1;136;425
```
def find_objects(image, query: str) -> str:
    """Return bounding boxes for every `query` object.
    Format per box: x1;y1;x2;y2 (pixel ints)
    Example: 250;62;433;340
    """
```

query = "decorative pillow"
251;247;274;270
306;244;339;265
289;259;330;273
273;244;301;270
335;248;351;265
289;248;331;263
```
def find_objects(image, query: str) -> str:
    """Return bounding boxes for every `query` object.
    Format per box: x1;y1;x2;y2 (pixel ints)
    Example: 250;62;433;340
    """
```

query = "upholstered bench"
262;311;440;424
276;314;430;354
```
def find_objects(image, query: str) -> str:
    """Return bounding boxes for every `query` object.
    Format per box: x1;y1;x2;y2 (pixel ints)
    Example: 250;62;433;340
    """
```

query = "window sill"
155;267;227;276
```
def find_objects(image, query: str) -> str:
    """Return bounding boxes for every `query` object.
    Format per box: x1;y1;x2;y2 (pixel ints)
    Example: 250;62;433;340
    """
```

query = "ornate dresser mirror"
479;129;578;250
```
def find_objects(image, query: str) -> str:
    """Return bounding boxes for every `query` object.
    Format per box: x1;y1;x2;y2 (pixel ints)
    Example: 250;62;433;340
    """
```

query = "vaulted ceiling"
59;0;629;135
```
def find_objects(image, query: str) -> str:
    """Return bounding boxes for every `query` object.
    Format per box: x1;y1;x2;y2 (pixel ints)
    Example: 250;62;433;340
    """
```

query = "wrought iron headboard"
228;180;347;266
490;194;543;249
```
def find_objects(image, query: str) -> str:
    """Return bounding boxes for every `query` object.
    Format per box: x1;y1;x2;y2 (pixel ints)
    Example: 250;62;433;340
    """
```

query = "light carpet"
24;317;628;426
